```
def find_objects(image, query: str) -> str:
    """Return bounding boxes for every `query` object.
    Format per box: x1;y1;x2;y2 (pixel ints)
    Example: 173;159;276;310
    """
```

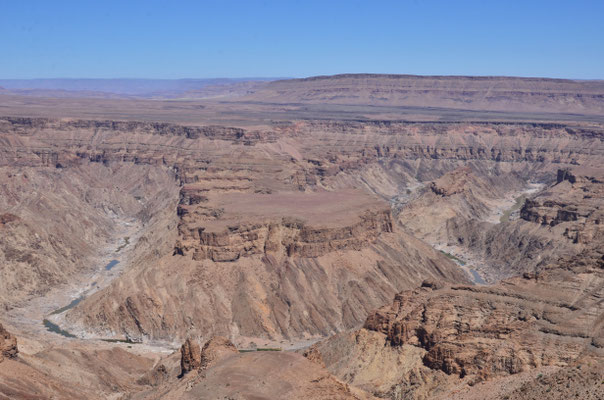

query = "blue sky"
1;0;603;79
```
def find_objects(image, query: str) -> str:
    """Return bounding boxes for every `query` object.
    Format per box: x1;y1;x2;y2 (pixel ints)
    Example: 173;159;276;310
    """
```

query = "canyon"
0;74;603;399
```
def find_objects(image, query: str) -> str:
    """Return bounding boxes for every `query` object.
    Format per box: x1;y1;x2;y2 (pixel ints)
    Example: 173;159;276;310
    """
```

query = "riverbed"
5;217;142;346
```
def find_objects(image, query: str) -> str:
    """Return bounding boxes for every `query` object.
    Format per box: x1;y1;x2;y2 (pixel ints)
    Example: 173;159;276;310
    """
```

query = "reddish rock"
179;337;201;376
0;323;18;362
363;256;604;383
199;336;238;371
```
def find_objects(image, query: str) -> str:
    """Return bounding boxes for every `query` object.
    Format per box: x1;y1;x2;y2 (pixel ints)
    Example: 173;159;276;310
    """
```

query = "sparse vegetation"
101;338;138;344
239;347;282;353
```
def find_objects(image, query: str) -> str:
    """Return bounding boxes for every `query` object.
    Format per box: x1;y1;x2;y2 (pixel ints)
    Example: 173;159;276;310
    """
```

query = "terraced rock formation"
1;74;604;399
2;115;604;343
310;167;604;399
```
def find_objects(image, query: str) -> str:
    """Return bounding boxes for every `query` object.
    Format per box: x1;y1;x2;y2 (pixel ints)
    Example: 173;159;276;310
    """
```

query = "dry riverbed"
5;216;177;355
434;183;545;284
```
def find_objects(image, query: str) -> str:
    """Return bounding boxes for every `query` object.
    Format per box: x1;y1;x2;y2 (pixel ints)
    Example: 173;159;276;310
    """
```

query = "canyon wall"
2;116;604;343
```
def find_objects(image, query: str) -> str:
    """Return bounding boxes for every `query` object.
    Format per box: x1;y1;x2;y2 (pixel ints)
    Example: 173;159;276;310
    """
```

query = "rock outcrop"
180;336;238;377
364;276;601;381
179;337;201;376
520;168;604;244
372;248;602;380
313;245;603;398
317;165;604;394
199;336;238;371
0;323;18;362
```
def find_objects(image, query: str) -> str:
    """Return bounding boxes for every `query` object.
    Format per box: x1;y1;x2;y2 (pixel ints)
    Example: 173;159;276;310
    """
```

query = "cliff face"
3;116;604;343
314;246;603;398
312;169;604;398
177;208;393;262
520;169;604;244
3;118;604;173
364;267;603;381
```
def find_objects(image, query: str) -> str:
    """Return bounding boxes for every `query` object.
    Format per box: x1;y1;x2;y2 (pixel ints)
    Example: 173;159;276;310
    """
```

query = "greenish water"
43;319;77;338
45;258;120;338
500;194;527;223
439;250;486;284
439;250;466;266
49;295;85;315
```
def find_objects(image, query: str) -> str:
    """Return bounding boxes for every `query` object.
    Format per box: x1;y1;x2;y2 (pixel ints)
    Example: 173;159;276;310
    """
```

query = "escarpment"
3;115;604;345
2;118;604;174
243;74;604;115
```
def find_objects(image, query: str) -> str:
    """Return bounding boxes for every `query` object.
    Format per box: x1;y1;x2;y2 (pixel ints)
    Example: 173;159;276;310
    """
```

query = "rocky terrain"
0;323;17;363
0;74;603;399
310;167;604;399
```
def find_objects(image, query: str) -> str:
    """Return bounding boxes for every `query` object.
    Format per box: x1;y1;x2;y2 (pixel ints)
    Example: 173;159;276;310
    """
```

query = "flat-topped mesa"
0;323;18;362
175;189;393;261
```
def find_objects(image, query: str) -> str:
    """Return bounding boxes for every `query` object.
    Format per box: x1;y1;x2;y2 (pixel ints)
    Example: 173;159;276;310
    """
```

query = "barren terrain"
0;74;603;399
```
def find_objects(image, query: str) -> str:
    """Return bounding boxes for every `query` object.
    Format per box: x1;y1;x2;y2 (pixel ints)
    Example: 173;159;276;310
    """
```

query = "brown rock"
180;337;201;376
363;258;604;383
302;344;326;367
137;363;169;387
0;322;18;362
199;336;238;371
